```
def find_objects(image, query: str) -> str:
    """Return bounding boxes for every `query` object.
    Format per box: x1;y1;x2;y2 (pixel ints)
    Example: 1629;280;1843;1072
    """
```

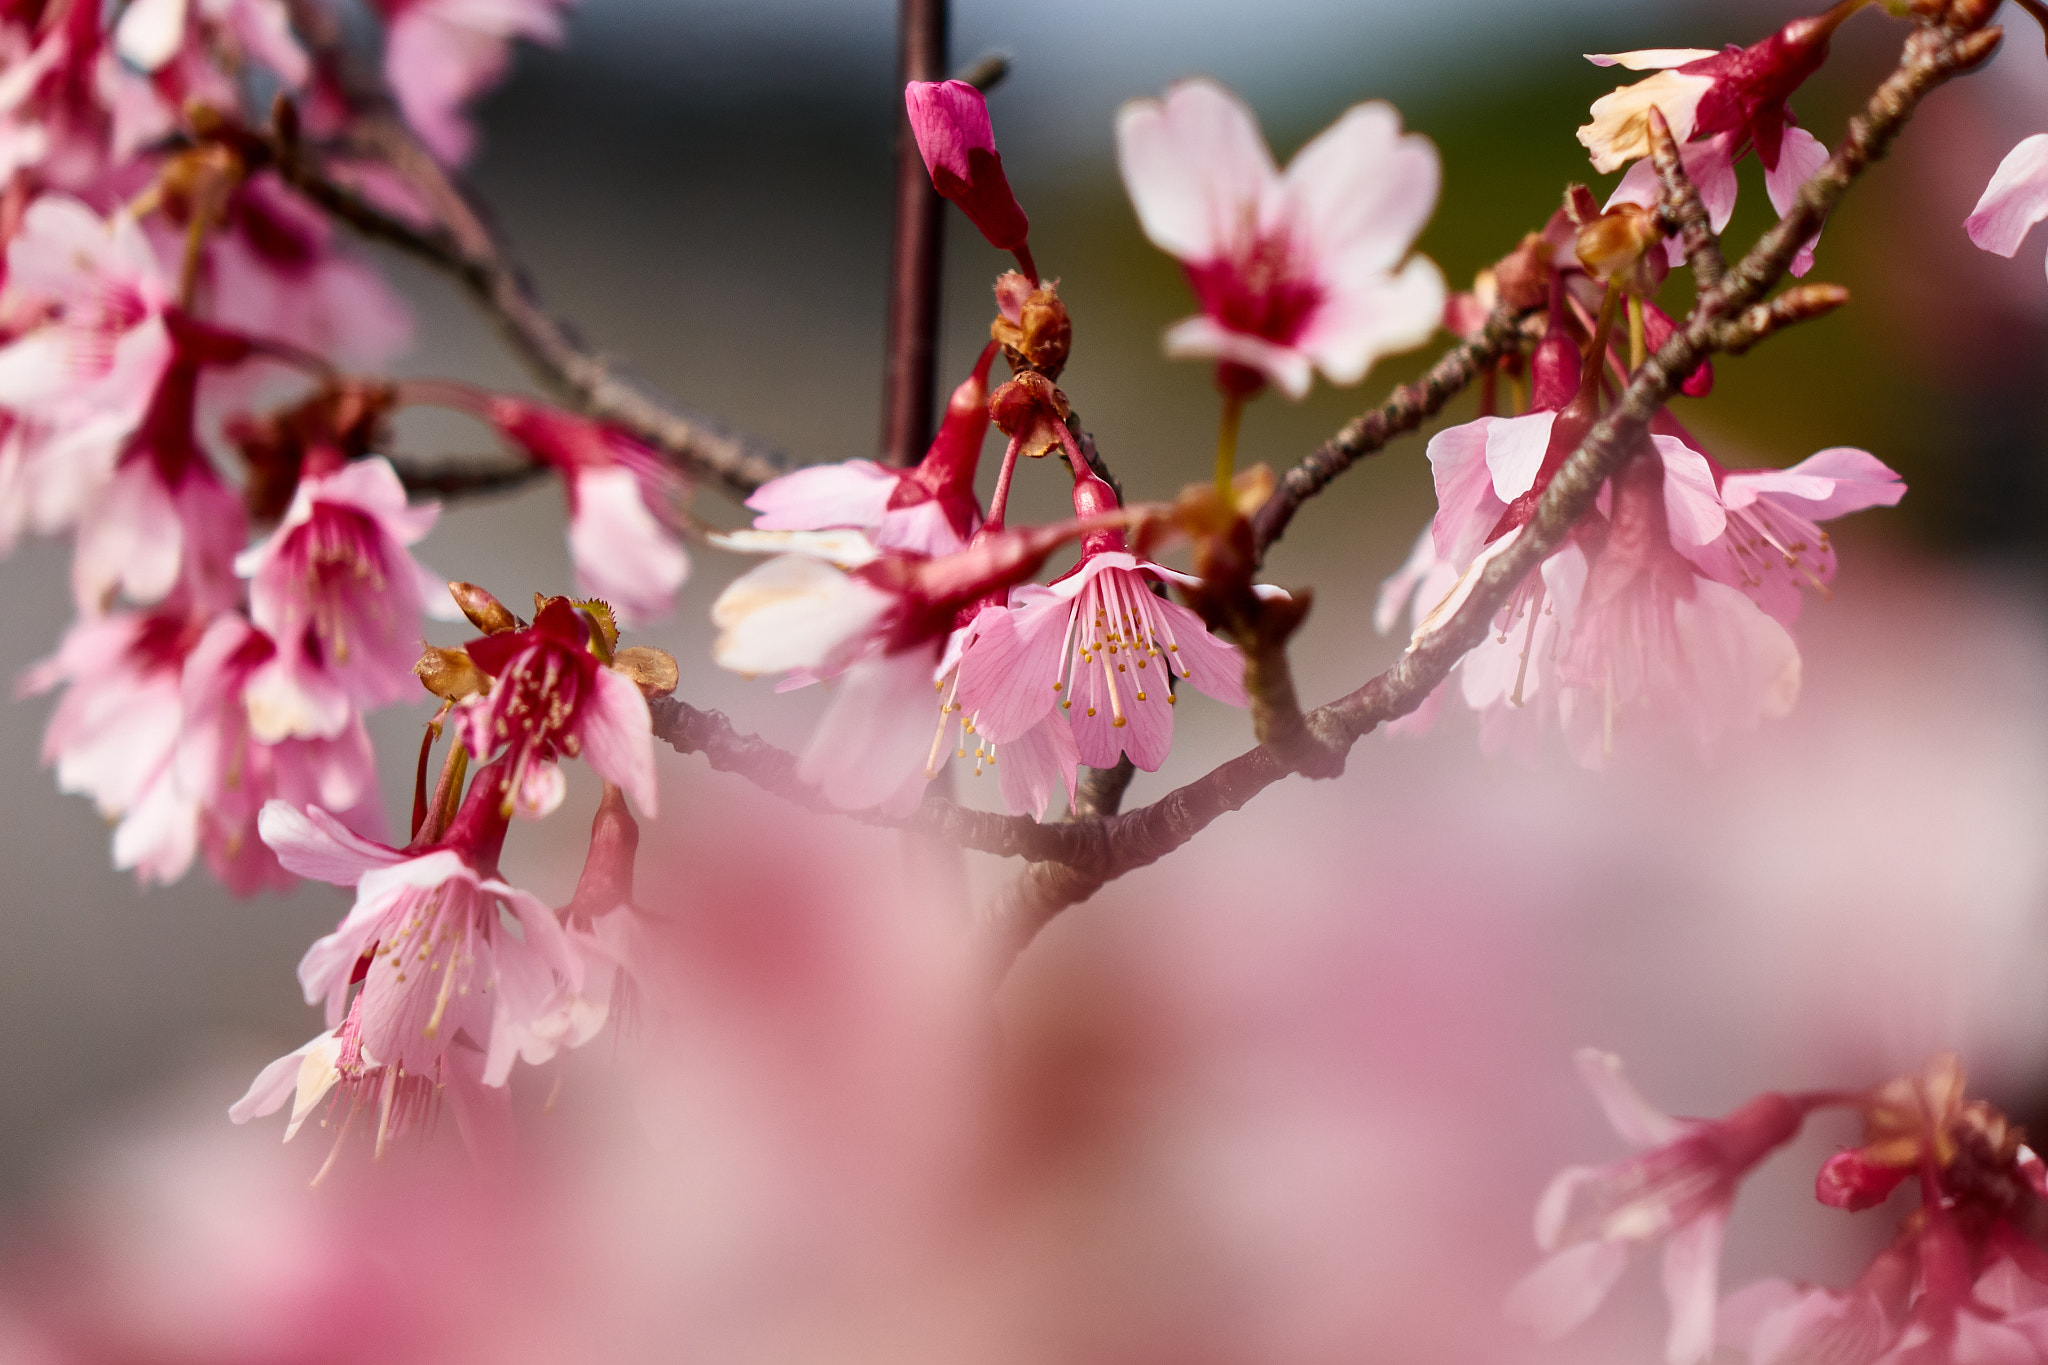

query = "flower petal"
1505;1240;1632;1341
1116;77;1278;264
1967;134;2048;261
579;664;657;816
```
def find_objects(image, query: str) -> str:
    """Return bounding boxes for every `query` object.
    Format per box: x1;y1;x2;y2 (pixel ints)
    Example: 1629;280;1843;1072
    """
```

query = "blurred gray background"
0;0;2043;1221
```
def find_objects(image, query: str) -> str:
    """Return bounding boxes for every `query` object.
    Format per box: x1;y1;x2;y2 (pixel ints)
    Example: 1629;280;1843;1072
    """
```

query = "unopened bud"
1774;282;1852;322
1949;25;2004;70
450;582;518;634
612;646;678;698
989;274;1073;379
416;646;488;700
988;372;1071;459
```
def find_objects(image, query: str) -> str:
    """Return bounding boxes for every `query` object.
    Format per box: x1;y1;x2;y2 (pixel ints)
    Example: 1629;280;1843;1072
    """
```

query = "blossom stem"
1626;295;1647;372
1012;243;1039;286
1580;286;1623;408
1214;390;1245;499
986;432;1025;531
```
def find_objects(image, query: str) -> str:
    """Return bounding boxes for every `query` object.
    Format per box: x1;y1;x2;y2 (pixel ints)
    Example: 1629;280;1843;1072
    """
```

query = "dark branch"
389;455;549;498
880;0;949;467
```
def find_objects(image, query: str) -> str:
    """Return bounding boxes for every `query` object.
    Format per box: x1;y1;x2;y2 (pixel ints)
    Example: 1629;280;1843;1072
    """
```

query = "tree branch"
1251;303;1534;559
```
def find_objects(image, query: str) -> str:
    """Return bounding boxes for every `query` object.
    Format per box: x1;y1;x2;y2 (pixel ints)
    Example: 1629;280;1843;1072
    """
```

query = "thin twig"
1251;304;1534;559
880;0;950;466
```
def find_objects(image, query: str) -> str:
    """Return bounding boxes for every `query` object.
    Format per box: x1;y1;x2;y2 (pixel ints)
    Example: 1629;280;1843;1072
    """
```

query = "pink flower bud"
904;79;1030;251
1815;1149;1910;1211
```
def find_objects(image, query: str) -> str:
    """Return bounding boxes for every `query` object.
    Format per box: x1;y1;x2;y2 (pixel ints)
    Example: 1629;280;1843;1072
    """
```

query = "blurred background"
0;0;2044;1359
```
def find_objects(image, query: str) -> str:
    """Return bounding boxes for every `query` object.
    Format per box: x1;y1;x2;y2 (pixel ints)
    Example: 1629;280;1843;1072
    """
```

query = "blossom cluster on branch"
0;0;2042;1342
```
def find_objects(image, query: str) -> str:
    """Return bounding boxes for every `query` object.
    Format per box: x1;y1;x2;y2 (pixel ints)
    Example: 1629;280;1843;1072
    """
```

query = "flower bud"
1574;202;1668;297
1493;233;1553;313
1815;1149;1909;1211
905;80;1031;251
450;582;518;634
416;645;488;700
612;645;679;698
989;273;1072;379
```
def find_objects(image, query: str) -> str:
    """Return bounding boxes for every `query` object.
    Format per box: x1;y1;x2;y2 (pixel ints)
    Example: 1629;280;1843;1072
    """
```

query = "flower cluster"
1516;1051;2048;1365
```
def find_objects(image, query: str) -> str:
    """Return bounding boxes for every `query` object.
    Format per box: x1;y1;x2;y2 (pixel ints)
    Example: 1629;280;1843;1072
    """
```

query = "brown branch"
980;10;1999;958
388;455;549;498
1648;108;1727;291
1251;303;1534;559
270;114;790;503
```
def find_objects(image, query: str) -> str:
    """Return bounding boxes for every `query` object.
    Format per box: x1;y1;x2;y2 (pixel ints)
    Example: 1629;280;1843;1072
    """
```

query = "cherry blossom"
455;595;658;817
112;0;307;88
241;763;584;1145
19;600;206;885
234;454;443;743
953;466;1249;776
483;396;690;626
1116;77;1444;399
1580;4;1854;277
1966;134;2048;279
176;612;381;894
375;0;575;164
1507;1049;1808;1365
744;343;995;559
711;515;1122;812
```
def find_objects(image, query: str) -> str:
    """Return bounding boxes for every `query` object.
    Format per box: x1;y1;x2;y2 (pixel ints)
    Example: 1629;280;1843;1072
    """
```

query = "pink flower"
176;613;381;894
195;174;413;369
711;516;1116;812
954;467;1249;775
905;80;1031;259
234;454;443;741
236;762;586;1156
1719;1246;1916;1365
1966;134;2048;278
1507;1049;1807;1365
375;0;573;164
1676;437;1905;626
1116;77;1444;399
744;344;994;558
456;596;659;816
1580;5;1855;277
19;603;206;886
485;397;690;626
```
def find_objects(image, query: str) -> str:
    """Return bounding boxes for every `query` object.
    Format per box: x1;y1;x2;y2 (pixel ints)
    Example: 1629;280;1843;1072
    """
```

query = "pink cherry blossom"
194;174;414;369
954;468;1248;775
234;454;443;741
484;397;690;626
744;343;994;558
456;596;658;816
1507;1049;1807;1365
1966;134;2048;279
176;613;381;894
375;0;574;164
243;762;585;1148
1677;438;1905;626
712;515;1120;812
1116;77;1445;399
905;80;1032;264
19;602;205;886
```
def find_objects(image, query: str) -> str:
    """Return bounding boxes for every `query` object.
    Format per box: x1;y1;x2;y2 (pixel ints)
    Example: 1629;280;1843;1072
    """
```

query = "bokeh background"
0;0;2044;1359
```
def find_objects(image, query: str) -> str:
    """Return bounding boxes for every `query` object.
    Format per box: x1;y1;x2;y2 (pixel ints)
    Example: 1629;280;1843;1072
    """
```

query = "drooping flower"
1965;134;2048;279
374;0;575;164
744;343;995;558
954;465;1249;775
905;79;1033;270
711;515;1120;812
1507;1049;1808;1365
19;601;207;885
235;762;585;1157
1674;435;1904;626
1578;5;1856;276
455;595;658;817
176;613;381;894
480;396;690;626
1116;77;1444;399
234;454;444;742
